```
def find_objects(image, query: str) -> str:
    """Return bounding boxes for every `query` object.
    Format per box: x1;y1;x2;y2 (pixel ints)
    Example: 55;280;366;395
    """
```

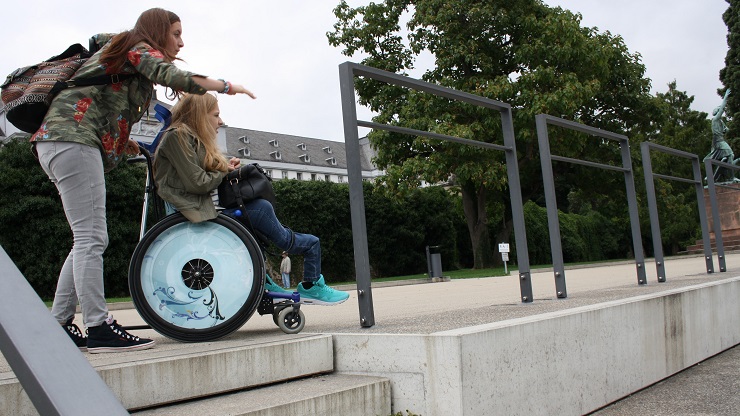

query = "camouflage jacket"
31;33;207;171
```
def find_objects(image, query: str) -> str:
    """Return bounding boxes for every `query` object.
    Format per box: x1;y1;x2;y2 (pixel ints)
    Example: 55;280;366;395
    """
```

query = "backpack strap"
49;73;137;95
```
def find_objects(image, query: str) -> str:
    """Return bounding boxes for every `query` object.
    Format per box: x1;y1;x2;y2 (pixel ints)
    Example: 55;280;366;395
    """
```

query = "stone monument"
694;89;740;253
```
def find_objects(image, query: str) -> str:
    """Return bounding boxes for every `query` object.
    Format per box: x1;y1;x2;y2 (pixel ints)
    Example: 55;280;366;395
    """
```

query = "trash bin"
426;245;443;279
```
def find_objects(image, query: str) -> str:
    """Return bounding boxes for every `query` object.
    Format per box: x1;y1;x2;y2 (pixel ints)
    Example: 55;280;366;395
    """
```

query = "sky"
0;1;730;142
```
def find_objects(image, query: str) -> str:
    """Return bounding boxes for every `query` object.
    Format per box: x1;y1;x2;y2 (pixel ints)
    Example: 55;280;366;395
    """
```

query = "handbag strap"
226;167;294;256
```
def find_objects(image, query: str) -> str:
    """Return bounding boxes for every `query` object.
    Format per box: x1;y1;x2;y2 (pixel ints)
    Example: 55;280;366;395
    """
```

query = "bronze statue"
704;89;738;182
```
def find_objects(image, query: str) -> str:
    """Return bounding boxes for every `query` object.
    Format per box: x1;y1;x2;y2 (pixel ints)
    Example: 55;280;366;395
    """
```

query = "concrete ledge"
132;373;391;416
333;276;740;416
0;334;334;414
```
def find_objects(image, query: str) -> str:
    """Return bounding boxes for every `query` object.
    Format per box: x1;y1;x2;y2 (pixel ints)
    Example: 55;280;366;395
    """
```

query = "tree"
720;0;740;147
328;0;654;268
0;138;145;299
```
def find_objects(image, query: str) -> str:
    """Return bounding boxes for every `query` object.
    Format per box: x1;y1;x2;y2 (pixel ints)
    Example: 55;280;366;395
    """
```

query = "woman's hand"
125;139;141;156
228;157;241;171
229;83;256;99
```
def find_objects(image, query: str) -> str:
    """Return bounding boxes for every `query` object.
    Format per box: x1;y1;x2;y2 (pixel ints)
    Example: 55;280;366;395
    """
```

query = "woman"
32;8;255;353
154;93;349;307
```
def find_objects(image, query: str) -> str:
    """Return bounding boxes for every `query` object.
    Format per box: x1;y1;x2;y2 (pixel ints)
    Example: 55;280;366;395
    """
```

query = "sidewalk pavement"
105;252;740;335
5;253;740;414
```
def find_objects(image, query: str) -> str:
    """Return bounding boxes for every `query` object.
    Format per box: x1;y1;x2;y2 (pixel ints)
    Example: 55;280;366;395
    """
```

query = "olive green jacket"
154;129;226;223
31;33;207;172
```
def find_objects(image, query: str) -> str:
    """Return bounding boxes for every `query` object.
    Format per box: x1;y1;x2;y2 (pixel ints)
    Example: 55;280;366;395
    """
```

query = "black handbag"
218;163;277;209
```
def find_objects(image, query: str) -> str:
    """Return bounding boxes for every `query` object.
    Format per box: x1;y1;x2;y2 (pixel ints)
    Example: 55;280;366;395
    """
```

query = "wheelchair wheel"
129;213;265;342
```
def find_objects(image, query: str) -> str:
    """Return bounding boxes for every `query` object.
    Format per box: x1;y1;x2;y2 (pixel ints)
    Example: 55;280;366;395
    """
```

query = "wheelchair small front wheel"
129;213;265;342
276;307;305;334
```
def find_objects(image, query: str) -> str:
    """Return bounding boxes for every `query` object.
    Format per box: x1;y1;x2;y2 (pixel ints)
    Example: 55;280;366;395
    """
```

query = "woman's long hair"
168;93;229;173
100;8;180;73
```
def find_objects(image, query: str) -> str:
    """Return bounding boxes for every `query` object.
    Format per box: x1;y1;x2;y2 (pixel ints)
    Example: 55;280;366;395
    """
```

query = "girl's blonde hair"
169;93;229;172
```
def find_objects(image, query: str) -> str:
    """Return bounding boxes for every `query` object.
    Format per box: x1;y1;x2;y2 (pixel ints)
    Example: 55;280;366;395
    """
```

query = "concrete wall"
333;277;740;416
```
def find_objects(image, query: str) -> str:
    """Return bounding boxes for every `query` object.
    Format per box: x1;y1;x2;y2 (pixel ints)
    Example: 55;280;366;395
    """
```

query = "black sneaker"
87;316;155;354
62;318;87;352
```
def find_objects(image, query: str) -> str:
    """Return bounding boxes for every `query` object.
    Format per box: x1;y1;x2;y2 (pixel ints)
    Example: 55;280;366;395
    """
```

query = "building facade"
1;95;382;182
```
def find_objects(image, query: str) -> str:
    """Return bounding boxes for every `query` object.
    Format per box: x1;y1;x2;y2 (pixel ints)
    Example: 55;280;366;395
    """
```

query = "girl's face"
167;22;184;58
207;102;224;134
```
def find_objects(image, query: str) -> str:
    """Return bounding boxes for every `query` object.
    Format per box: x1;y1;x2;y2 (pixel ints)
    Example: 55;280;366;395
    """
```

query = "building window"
311;173;317;181
299;154;310;163
238;147;250;157
239;135;249;144
297;143;307;151
269;139;279;147
338;175;344;183
264;169;272;178
323;146;332;154
282;170;288;179
270;151;282;160
326;157;337;166
297;172;303;181
325;174;331;182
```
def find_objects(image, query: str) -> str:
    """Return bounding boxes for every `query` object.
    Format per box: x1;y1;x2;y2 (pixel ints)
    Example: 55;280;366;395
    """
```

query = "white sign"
498;243;510;253
501;252;509;262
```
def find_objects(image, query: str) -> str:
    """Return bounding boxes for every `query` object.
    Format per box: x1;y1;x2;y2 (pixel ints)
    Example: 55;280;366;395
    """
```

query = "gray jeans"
36;141;109;327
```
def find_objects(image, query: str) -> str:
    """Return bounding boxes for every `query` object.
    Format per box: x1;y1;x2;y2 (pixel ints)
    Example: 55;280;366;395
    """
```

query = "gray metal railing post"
640;142;666;281
621;137;648;285
694;158;715;273
502;106;533;302
0;246;128;415
535;116;567;297
339;62;375;327
703;158;740;273
535;114;647;294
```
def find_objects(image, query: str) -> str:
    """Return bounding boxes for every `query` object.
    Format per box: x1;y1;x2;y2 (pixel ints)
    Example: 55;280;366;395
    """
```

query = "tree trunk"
461;183;495;268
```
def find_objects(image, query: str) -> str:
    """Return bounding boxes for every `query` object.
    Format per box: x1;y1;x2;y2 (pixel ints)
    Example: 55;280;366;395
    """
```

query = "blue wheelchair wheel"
128;213;265;342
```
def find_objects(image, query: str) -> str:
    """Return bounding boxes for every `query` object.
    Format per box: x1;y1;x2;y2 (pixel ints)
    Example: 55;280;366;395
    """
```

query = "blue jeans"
281;272;291;288
225;199;321;282
36;141;109;327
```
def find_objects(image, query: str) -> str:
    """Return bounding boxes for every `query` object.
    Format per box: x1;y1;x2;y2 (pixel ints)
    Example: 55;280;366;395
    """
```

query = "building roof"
222;126;376;172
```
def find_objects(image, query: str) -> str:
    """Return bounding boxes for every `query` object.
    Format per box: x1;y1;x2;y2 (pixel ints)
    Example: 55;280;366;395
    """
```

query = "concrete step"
131;373;391;416
0;333;334;415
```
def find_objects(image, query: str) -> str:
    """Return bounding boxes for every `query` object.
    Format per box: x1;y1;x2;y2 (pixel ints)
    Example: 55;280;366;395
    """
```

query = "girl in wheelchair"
152;93;350;307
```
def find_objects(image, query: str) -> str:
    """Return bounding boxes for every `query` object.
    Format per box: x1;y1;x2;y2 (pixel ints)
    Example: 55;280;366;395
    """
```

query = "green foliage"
270;180;462;283
0;139;145;300
328;0;655;268
522;200;624;265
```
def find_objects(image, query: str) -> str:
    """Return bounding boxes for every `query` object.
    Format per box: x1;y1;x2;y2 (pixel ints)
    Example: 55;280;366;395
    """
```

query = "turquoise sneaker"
297;275;350;305
265;274;292;295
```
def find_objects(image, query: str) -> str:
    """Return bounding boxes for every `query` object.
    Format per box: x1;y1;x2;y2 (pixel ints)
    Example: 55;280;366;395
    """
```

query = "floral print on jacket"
31;33;207;172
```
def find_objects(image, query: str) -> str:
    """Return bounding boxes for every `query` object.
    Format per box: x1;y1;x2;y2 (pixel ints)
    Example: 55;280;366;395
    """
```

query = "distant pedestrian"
280;251;292;288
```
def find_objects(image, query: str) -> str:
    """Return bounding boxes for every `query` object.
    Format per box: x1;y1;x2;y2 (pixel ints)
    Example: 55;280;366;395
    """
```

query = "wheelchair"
127;133;305;342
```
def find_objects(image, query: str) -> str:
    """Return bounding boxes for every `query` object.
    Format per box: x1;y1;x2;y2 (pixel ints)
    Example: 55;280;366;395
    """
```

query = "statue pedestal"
705;184;740;239
691;184;740;252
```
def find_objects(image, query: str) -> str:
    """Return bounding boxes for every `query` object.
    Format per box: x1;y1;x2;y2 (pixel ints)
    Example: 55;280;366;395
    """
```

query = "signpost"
499;243;510;274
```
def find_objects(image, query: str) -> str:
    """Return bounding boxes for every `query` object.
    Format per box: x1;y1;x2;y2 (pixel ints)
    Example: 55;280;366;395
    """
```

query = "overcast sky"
0;1;729;142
